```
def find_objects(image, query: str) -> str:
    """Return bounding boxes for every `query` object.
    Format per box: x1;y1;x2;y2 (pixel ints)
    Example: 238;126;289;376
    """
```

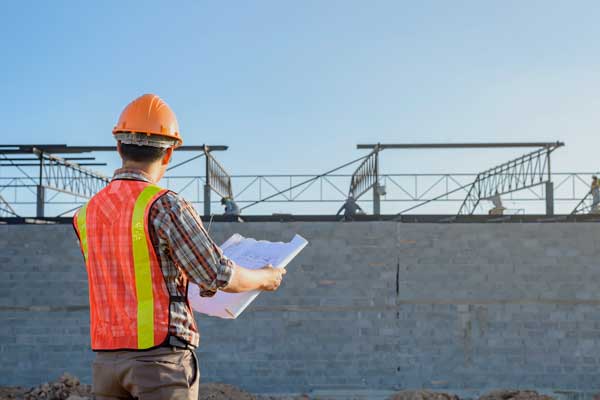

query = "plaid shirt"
87;168;233;347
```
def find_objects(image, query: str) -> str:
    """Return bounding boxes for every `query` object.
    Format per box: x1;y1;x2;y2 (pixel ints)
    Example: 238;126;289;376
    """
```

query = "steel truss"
349;148;379;198
1;172;594;217
571;186;596;215
349;146;382;214
206;151;233;199
457;142;564;216
37;150;110;198
0;194;18;217
0;144;229;218
0;148;110;217
199;147;233;216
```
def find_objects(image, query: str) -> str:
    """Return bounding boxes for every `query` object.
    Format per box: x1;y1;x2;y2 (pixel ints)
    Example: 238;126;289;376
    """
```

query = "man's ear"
162;147;174;166
116;141;123;157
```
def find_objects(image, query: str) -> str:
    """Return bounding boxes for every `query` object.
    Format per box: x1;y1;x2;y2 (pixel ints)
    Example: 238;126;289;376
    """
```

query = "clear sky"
1;1;599;215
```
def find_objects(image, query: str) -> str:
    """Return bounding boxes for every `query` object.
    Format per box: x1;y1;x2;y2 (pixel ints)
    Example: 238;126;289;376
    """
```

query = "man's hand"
221;263;287;293
259;264;287;291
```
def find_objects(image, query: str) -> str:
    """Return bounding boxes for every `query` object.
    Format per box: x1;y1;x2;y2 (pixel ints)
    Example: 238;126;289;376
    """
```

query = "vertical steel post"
545;182;554;216
546;149;554;216
373;144;381;215
36;151;44;218
203;146;211;217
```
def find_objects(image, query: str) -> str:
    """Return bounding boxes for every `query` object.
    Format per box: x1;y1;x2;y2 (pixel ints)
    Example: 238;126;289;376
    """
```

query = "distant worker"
221;196;241;216
336;193;365;220
591;175;600;213
487;190;506;215
73;94;285;400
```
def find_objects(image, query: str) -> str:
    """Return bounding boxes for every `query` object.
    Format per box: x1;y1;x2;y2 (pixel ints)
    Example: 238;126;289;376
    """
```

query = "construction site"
2;2;600;399
2;140;600;399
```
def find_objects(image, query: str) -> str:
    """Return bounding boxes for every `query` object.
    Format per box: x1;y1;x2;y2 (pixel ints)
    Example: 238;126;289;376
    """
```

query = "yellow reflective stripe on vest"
76;204;89;263
131;185;162;349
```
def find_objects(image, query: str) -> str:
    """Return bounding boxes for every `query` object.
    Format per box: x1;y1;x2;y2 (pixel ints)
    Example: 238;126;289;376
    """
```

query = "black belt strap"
168;336;195;350
170;296;186;302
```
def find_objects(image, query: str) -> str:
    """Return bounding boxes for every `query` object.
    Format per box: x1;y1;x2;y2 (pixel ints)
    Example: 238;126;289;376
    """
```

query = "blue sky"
1;1;600;215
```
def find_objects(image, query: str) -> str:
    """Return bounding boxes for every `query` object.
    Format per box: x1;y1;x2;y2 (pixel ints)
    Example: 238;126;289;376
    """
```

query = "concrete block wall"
1;222;600;395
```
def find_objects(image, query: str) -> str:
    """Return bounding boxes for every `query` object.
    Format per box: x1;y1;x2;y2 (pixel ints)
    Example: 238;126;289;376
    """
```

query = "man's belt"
167;336;195;350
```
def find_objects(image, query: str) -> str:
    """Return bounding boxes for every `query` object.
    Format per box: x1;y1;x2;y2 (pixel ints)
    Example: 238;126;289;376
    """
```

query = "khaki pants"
92;347;199;400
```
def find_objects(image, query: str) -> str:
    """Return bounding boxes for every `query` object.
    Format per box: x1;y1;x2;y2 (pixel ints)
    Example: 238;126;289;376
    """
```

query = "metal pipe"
0;144;228;154
358;141;565;150
204;146;211;217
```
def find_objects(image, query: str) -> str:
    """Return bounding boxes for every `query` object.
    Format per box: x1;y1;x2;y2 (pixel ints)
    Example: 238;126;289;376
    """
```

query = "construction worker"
336;193;364;221
487;189;506;215
72;94;286;400
221;196;241;216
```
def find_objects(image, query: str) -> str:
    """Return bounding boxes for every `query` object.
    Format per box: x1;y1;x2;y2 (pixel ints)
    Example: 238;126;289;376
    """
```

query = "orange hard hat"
113;94;182;147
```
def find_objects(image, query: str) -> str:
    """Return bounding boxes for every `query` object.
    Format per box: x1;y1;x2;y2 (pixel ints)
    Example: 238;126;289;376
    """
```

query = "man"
73;94;285;400
487;190;506;215
336;193;364;221
221;196;241;217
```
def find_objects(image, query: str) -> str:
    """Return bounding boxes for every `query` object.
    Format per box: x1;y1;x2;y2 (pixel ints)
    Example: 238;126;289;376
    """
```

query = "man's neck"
121;161;162;183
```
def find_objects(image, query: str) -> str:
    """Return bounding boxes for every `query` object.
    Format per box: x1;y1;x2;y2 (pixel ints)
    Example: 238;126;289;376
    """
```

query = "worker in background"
221;196;241;216
73;94;285;400
487;190;506;215
590;175;600;213
336;193;364;221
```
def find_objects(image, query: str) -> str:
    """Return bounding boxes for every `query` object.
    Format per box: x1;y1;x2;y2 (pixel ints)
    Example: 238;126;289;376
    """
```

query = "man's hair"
119;143;167;163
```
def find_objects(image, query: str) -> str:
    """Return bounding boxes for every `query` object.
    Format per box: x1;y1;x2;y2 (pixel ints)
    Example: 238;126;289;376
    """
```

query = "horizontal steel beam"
358;142;565;150
0;144;228;154
0;162;107;167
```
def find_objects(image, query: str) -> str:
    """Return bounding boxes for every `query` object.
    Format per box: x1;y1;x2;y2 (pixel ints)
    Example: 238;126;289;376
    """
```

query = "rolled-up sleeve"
154;193;233;297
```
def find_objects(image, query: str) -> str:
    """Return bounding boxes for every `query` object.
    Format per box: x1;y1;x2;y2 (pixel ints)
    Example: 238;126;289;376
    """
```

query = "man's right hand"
259;264;286;291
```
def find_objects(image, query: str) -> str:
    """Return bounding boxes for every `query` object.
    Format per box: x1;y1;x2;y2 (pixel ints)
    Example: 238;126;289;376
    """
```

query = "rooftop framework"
356;142;565;216
3;141;594;219
0;144;230;218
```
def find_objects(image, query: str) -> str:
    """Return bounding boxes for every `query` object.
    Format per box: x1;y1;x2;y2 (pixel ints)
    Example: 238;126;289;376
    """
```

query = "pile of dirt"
390;390;459;400
199;383;257;400
0;379;561;400
0;379;310;400
0;374;91;400
23;373;91;400
0;386;26;400
198;383;309;400
388;390;557;400
478;390;555;400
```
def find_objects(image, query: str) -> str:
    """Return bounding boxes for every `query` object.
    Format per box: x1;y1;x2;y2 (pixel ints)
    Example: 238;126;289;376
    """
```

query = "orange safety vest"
73;179;172;351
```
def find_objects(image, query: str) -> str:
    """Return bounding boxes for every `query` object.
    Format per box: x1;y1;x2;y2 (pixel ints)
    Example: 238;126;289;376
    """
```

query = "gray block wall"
1;222;600;396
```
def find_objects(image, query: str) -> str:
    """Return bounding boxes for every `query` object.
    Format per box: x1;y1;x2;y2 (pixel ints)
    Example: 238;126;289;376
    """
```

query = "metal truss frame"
570;177;597;215
36;150;110;198
1;172;594;217
205;151;233;199
0;194;18;217
348;146;381;215
349;148;379;199
457;142;564;215
0;144;229;218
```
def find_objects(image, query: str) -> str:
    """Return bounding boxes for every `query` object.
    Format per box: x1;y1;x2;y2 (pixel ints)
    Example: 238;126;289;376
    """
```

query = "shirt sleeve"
152;192;234;297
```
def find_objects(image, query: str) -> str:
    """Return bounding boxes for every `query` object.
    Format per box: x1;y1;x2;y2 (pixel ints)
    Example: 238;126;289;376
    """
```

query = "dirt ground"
0;375;560;400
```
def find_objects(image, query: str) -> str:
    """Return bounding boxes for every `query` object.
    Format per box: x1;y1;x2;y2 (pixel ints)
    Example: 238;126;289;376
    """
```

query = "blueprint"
188;234;308;319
